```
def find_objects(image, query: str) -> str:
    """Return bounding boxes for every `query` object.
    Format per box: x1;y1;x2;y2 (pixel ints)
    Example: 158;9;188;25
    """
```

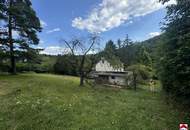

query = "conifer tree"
0;0;41;74
159;0;190;104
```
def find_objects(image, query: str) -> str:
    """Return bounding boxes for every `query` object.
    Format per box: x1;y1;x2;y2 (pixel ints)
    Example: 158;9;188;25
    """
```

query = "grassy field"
0;73;189;130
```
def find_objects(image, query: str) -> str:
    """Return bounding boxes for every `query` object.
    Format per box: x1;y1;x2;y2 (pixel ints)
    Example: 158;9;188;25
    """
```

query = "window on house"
102;60;104;64
111;76;115;79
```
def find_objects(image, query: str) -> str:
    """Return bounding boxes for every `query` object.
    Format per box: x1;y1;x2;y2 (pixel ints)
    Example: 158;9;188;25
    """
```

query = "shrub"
126;64;153;84
0;63;10;72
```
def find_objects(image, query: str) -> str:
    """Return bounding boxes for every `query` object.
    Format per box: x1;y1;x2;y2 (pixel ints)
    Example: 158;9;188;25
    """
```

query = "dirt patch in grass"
0;81;9;96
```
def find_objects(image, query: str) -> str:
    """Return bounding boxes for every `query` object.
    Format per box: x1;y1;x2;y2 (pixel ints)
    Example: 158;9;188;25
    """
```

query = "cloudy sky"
32;0;175;55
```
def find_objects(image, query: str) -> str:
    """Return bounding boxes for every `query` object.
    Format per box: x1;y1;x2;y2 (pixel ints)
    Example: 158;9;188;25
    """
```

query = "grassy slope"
0;73;188;130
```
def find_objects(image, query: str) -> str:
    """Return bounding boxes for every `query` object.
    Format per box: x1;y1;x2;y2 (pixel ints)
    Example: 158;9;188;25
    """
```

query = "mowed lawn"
0;73;188;130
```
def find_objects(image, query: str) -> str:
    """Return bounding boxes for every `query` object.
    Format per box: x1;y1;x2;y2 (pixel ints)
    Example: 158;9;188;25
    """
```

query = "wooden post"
133;71;137;91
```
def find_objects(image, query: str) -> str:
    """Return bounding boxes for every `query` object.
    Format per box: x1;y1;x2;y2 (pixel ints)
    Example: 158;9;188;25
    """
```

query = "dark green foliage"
103;40;117;61
140;34;167;67
101;37;154;69
12;54;56;73
101;40;124;68
102;38;139;68
29;55;57;73
0;0;41;74
7;0;41;44
116;36;138;66
117;39;122;49
116;44;139;66
123;34;133;47
137;46;152;67
104;40;117;56
158;0;190;105
0;45;10;72
0;62;10;72
0;47;43;73
54;54;99;76
127;64;153;84
54;55;78;76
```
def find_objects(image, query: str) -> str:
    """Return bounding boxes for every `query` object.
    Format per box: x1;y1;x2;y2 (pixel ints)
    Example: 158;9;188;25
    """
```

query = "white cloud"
39;40;45;44
129;21;133;24
40;46;68;55
149;32;161;37
36;46;43;50
46;28;61;34
40;20;48;28
87;50;98;55
72;0;176;33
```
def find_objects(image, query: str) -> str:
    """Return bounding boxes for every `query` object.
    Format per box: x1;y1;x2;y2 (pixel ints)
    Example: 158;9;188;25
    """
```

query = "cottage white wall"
108;76;126;86
95;60;124;72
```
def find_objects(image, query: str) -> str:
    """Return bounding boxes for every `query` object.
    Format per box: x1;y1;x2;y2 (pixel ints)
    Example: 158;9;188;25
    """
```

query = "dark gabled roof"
93;71;132;77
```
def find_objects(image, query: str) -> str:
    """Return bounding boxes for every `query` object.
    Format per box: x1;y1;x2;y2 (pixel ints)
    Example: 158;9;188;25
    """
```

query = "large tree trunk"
79;56;85;86
80;73;84;86
9;40;16;74
8;0;16;74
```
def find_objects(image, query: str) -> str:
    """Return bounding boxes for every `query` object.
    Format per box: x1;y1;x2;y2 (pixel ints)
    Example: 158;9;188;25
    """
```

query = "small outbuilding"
92;58;133;87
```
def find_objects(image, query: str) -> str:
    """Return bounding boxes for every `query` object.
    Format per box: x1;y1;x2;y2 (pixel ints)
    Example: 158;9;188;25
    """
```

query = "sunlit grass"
0;73;188;130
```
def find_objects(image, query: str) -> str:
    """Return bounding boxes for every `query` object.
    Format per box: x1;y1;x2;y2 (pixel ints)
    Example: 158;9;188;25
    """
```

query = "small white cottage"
93;58;132;86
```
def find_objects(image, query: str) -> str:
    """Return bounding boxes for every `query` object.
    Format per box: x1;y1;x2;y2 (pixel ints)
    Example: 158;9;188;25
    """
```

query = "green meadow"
0;73;189;130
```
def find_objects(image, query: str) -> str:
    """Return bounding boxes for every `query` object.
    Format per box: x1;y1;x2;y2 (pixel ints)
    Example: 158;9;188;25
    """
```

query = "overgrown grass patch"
0;73;189;130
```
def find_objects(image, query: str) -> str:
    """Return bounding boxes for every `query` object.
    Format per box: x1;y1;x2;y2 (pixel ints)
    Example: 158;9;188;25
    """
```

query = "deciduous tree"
61;35;100;86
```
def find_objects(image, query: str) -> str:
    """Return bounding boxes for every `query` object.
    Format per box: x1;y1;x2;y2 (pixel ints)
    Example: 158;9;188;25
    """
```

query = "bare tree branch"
60;34;100;86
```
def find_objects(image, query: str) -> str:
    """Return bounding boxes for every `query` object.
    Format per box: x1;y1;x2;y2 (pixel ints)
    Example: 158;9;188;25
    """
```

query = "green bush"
0;63;10;72
16;63;30;72
126;64;153;84
16;63;47;73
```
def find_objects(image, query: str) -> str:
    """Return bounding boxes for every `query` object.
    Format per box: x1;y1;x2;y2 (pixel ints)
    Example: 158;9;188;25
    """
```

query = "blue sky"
31;0;175;55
